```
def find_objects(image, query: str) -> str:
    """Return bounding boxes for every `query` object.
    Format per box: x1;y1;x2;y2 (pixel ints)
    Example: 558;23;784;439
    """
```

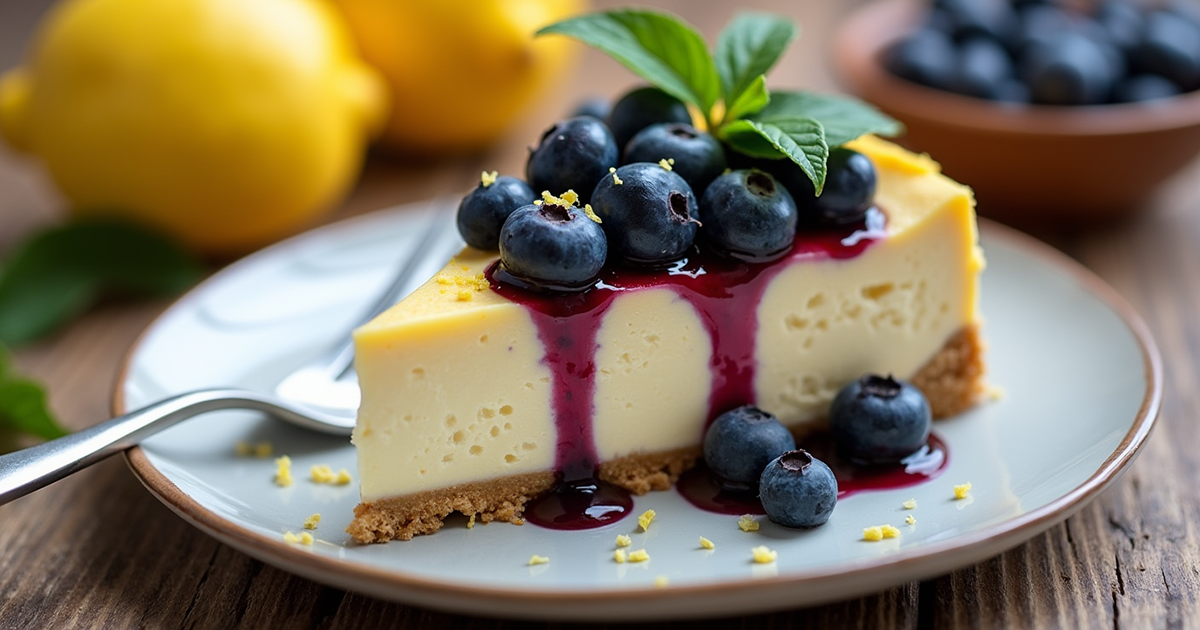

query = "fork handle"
0;389;293;506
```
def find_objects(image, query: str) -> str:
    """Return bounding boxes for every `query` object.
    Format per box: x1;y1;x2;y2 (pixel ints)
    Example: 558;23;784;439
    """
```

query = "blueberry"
950;37;1016;99
1095;0;1145;55
829;374;931;464
703;406;796;490
758;450;838;529
571;97;611;121
771;147;877;227
1022;33;1115;105
607;86;693;150
526;117;618;204
1016;4;1076;52
1132;11;1200;92
589;162;698;265
498;202;607;291
456;174;535;250
1114;74;1181;103
935;0;1017;45
698;169;797;262
623;123;726;196
884;27;957;89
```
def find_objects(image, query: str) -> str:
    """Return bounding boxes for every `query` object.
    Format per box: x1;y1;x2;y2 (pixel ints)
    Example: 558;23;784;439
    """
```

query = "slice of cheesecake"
347;136;986;543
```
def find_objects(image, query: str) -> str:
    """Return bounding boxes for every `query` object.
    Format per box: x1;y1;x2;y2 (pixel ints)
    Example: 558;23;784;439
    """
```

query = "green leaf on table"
720;118;828;194
715;12;796;114
0;343;67;441
537;9;722;113
755;90;902;147
0;219;205;346
722;74;770;122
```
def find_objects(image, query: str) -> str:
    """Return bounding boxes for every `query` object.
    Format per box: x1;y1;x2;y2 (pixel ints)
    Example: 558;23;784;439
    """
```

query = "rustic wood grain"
1;0;1195;627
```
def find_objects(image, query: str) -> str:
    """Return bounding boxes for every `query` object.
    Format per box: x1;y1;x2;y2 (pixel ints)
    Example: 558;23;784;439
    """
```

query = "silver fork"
0;208;463;505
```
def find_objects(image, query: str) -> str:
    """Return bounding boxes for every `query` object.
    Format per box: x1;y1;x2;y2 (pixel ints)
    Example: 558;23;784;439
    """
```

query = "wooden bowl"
833;0;1200;229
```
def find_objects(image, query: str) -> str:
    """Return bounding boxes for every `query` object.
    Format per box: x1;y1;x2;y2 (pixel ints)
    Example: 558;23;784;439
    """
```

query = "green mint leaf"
722;74;770;122
754;90;902;147
0;219;205;346
0;343;68;442
537;9;721;113
720;118;829;194
715;13;796;112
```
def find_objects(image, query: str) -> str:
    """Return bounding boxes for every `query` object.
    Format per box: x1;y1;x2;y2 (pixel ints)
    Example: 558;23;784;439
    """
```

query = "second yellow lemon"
334;0;584;154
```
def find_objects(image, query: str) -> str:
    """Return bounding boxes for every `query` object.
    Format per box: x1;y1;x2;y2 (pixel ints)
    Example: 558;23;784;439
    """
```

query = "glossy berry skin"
606;86;693;151
770;147;877;226
1132;11;1200;92
759;450;838;529
498;203;606;291
623;123;727;196
590;162;698;265
698;169;797;262
703;406;797;490
950;37;1015;100
1114;74;1181;103
526;117;618;204
829;374;931;464
456;176;535;250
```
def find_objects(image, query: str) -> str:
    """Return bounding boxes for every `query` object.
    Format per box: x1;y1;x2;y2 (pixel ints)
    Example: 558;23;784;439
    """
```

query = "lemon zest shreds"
253;442;273;458
528;555;549;565
751;545;777;563
583;203;602;224
903;498;917;510
655;576;669;588
274;456;292;487
638;509;656;531
954;482;972;499
616;534;632;548
283;531;313;545
614;549;626;563
481;170;498;187
699;536;714;550
303;514;321;530
467;514;476;529
906;514;916;525
882;524;901;539
311;464;336;483
658;158;675;171
609;166;623;185
628;549;650;563
335;469;352;485
738;514;759;532
863;526;883;541
560;189;579;206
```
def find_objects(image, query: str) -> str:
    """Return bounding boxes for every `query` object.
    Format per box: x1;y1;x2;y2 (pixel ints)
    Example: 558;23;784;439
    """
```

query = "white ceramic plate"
117;201;1160;621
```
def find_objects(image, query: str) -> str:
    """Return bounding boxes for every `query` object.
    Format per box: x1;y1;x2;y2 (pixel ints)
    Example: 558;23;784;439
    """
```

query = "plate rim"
113;211;1162;620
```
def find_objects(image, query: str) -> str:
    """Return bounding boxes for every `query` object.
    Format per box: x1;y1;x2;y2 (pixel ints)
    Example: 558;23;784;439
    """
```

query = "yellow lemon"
0;0;387;256
334;0;584;154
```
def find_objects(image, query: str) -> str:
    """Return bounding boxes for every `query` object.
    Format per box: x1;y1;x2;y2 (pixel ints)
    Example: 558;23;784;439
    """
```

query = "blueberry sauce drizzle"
489;208;942;529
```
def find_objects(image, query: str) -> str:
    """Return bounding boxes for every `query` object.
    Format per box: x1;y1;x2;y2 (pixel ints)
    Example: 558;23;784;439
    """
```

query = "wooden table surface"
1;0;1196;627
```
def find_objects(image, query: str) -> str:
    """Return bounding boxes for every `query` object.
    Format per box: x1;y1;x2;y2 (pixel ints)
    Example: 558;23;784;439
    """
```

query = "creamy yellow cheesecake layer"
352;136;984;502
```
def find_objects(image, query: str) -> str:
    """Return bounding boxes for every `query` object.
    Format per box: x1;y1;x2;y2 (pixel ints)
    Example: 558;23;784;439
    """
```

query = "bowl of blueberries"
834;0;1200;228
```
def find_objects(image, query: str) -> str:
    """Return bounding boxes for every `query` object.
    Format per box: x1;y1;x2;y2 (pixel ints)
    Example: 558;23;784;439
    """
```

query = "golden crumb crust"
348;324;985;544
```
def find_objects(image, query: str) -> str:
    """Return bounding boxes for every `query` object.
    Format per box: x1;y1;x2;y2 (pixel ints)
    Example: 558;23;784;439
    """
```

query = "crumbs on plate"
737;514;759;532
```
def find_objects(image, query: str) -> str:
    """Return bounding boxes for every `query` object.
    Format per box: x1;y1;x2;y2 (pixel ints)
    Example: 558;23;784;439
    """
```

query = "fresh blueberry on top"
498;201;607;292
606;86;693;151
702;405;796;491
829;374;931;465
589;162;698;266
698;169;797;262
758;450;838;529
526;117;618;204
623;123;726;196
769;147;877;227
456;173;535;250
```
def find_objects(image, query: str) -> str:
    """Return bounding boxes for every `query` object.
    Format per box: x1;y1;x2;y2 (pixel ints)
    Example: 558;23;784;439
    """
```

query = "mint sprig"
0;343;68;445
0;219;205;346
537;9;901;194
